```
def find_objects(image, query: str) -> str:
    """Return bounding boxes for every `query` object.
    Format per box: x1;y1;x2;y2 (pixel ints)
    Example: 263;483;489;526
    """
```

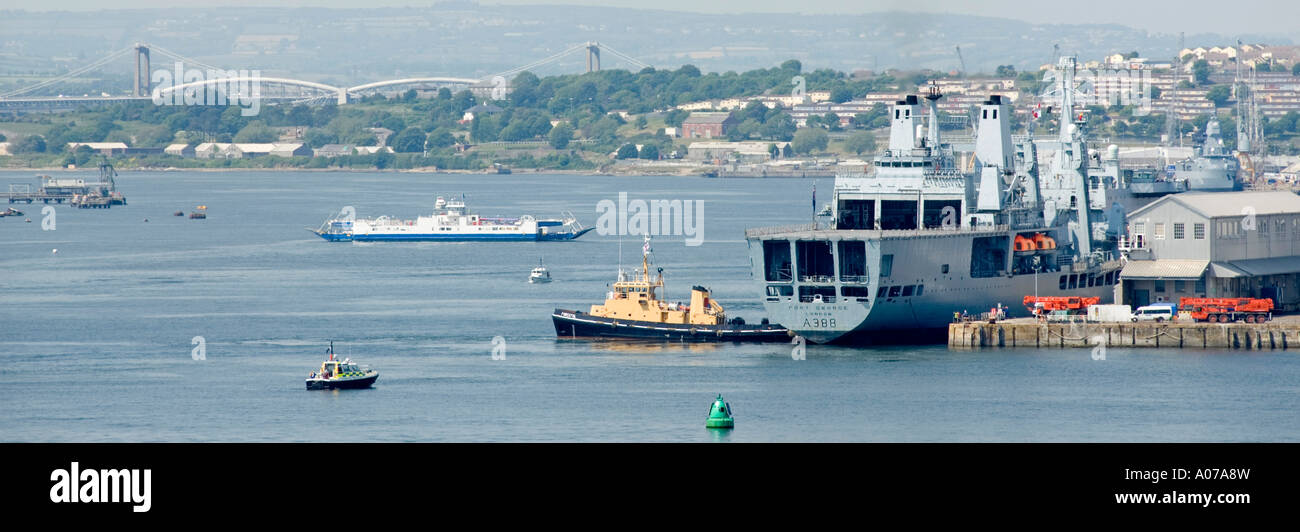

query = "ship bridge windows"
837;241;868;283
837;200;874;230
970;235;1009;278
796;240;834;283
763;241;793;282
922;200;961;229
880;200;919;230
878;160;926;168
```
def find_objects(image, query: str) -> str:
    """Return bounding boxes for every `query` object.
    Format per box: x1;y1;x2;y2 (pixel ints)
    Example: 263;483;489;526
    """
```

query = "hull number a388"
802;318;837;328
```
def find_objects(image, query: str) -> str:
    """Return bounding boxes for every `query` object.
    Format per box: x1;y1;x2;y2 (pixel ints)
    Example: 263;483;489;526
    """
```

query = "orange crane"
1178;297;1274;323
1024;296;1100;316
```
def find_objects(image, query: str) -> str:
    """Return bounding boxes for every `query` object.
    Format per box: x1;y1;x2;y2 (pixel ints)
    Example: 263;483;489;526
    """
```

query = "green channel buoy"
706;394;734;429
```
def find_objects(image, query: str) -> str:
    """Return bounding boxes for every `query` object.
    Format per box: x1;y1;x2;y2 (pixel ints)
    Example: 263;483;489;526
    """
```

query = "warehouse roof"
1120;259;1208;280
1130;191;1300;219
683;112;734;124
1228;256;1300;276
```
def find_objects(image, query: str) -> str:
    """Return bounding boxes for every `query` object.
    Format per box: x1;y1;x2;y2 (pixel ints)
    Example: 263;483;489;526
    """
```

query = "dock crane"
955;46;967;77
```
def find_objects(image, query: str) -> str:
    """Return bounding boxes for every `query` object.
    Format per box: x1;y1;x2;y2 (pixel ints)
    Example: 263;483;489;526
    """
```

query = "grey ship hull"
747;228;1120;344
1175;151;1241;192
1179;167;1240;191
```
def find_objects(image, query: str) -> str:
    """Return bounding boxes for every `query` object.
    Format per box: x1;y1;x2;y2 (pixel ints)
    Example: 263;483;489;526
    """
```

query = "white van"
1132;304;1176;322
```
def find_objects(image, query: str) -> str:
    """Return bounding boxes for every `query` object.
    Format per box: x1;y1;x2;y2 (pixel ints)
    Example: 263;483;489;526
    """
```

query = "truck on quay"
1177;297;1274;323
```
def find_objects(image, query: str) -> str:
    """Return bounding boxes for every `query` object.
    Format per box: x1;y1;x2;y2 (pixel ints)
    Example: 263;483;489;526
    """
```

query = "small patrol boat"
552;235;789;342
529;259;552;283
706;394;734;429
305;342;378;390
0;207;23;217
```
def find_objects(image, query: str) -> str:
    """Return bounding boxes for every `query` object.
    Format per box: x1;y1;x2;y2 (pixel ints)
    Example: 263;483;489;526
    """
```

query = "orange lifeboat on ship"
1013;235;1036;254
1032;233;1056;251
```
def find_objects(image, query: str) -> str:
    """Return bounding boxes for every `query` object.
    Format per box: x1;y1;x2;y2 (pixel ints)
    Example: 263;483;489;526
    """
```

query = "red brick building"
680;112;737;139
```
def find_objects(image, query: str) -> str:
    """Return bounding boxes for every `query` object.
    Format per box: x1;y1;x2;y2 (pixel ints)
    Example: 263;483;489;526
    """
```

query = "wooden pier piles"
949;319;1300;349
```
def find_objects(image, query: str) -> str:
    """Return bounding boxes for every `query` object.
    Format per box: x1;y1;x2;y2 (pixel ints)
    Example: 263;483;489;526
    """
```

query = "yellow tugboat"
552;236;788;342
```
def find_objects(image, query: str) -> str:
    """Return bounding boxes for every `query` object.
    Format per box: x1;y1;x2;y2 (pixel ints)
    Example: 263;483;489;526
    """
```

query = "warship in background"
745;57;1125;344
1169;119;1242;192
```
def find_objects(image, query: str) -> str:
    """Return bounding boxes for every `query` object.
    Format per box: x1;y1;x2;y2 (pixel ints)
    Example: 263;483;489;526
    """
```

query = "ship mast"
1058;56;1076;144
925;82;943;149
641;234;651;282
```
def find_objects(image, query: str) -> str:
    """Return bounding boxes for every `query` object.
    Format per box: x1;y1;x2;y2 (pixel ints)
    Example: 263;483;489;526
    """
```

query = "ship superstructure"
744;60;1123;344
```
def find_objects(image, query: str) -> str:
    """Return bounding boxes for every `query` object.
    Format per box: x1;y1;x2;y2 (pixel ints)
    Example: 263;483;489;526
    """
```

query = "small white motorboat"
529;259;552;283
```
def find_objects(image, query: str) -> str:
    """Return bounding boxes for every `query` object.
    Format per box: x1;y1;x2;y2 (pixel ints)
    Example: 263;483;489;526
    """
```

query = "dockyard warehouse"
1119;191;1300;310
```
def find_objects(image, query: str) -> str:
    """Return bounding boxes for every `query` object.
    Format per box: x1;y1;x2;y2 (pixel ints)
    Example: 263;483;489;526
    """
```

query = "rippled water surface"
1;170;1297;442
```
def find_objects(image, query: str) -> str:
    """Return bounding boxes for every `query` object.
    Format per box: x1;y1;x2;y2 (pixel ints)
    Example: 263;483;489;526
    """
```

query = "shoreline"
0;164;834;178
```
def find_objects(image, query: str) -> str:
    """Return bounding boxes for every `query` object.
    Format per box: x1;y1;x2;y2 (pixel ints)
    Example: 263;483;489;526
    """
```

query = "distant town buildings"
66;142;128;155
686;141;789;163
304;144;394;157
164;143;195;157
314;144;356;158
680;112;737;139
1179;44;1300;70
461;103;503;123
190;142;311;159
790;101;878;127
673;90;830;113
1153;88;1217;120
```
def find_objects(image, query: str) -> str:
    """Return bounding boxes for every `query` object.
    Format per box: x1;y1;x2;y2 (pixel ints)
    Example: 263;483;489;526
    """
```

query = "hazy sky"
2;0;1296;37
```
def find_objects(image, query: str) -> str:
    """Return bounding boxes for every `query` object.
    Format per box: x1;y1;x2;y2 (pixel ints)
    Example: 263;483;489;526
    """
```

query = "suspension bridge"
0;41;650;112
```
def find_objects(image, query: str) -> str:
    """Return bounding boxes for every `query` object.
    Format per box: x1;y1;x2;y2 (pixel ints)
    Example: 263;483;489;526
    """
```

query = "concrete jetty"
949;317;1300;349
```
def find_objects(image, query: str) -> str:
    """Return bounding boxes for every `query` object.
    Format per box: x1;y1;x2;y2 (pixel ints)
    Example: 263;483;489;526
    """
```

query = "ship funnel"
888;95;922;153
974;94;1013;170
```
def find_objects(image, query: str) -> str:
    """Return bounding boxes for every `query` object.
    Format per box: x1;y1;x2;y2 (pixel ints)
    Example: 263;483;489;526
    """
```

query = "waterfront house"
65;142;128;155
460;104;503;123
165;143;195;157
194;143;232;159
269;143;311;157
314;144;355;157
681;112;737;139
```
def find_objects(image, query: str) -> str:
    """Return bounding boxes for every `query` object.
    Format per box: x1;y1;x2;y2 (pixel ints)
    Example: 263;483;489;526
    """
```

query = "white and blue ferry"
312;195;592;242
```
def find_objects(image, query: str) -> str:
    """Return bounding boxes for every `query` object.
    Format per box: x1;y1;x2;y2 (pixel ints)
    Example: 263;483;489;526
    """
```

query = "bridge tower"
134;44;151;97
585;42;600;73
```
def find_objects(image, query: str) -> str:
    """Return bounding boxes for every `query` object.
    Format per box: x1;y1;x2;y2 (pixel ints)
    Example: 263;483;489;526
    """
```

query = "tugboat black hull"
552;309;790;343
305;374;378;390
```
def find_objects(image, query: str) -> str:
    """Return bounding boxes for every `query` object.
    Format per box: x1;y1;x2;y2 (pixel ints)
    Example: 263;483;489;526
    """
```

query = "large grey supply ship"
745;58;1124;344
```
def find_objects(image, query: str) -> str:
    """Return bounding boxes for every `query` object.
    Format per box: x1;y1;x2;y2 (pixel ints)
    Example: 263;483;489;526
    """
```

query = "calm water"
1;170;1298;442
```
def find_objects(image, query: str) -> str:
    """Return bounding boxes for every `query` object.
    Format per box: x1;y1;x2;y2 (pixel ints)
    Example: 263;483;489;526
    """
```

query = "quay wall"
949;320;1300;349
